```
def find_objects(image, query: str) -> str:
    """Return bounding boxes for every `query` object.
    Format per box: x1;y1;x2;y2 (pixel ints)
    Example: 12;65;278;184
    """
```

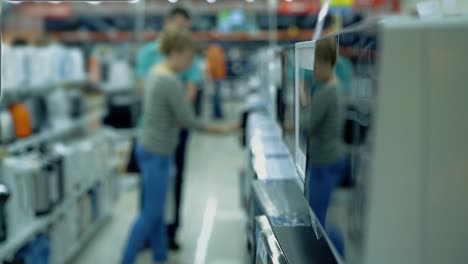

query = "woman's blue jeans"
122;145;171;264
307;158;349;256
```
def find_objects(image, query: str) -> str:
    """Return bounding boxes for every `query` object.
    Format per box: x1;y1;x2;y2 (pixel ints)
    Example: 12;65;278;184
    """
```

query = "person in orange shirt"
205;44;227;119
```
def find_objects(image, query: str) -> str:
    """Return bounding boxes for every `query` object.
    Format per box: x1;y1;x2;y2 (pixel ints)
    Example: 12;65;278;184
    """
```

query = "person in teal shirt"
134;6;202;251
136;41;203;91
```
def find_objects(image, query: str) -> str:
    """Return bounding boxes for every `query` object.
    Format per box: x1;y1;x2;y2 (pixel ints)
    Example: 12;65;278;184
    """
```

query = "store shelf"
1;79;90;104
7;110;105;154
50;30;315;42
61;214;110;264
0;169;112;261
100;85;135;94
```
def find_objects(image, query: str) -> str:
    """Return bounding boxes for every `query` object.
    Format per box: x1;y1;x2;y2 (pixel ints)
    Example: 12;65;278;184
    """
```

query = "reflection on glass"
280;47;295;155
299;29;378;263
300;37;349;256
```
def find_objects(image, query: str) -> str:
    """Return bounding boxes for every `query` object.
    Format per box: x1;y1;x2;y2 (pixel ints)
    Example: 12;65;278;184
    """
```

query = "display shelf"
50;30;315;42
60;213;110;264
7;110;105;154
1;79;90;104
0;169;112;261
100;85;135;94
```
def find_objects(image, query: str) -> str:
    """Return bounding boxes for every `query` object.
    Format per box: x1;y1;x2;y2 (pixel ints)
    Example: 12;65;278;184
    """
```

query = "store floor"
72;103;247;264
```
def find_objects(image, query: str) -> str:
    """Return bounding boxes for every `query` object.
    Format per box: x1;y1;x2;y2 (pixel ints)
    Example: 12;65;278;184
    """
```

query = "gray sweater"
138;73;205;155
305;82;346;165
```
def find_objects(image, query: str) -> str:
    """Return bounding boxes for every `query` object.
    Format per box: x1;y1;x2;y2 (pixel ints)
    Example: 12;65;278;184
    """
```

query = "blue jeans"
213;80;223;119
307;158;348;226
122;145;171;264
308;158;349;256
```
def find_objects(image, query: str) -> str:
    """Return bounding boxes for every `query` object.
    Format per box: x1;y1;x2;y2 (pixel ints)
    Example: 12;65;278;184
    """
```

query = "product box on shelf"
3;157;38;239
243;138;290;210
52;143;80;196
2;45;28;91
77;193;92;236
65;200;79;245
49;213;68;264
76;140;96;186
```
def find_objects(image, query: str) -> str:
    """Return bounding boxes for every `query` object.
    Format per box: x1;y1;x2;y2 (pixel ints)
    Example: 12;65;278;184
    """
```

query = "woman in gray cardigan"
122;26;236;264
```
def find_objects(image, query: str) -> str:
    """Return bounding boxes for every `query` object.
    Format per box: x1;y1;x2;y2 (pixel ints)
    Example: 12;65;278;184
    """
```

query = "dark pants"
167;129;189;241
194;89;203;117
212;80;223;119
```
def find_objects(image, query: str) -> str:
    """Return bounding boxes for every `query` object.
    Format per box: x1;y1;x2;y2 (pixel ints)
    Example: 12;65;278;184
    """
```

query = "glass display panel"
280;47;296;157
295;23;379;263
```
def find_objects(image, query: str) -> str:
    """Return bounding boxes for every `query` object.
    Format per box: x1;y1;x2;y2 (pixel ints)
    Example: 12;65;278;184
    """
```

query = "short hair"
167;6;191;20
159;25;194;56
315;37;338;67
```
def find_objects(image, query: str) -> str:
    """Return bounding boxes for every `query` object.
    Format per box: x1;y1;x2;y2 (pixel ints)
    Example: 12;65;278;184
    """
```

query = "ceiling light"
207;0;216;3
285;0;294;2
168;0;178;3
246;0;255;3
87;1;102;4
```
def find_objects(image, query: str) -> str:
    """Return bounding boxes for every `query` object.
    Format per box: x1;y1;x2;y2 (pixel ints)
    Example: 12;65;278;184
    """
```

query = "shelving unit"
7;110;106;154
1;80;90;104
61;214;110;264
0;156;116;261
50;30;315;42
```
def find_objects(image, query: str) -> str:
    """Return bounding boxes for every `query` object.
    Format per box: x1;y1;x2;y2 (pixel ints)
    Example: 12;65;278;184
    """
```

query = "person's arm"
166;77;237;134
204;122;239;134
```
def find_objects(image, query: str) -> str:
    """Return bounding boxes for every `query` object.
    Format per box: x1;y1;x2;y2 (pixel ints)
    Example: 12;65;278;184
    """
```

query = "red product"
9;103;33;138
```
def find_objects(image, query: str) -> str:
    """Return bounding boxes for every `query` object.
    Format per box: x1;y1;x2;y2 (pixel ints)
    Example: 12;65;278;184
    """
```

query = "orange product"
9;103;33;138
206;44;227;81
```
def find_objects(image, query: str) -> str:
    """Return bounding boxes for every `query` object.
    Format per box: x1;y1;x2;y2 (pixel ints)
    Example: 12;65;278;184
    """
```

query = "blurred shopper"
121;26;237;264
305;38;348;254
205;44;227;119
134;6;202;250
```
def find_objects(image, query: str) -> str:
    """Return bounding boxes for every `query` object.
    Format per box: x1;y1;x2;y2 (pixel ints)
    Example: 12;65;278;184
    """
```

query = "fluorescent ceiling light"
207;0;216;3
168;0;179;3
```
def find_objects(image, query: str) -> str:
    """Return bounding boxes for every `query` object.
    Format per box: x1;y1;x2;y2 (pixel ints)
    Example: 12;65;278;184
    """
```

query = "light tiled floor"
72;102;247;264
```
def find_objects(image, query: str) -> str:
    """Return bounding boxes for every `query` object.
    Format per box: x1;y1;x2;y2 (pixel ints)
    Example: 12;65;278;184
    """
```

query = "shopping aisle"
72;106;246;264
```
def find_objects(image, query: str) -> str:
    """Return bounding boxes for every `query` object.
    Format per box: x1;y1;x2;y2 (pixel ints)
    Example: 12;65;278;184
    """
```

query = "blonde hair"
159;26;195;56
315;37;338;67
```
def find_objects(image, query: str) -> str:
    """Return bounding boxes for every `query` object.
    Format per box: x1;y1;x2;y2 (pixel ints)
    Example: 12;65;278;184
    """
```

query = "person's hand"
204;121;239;134
224;121;240;133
